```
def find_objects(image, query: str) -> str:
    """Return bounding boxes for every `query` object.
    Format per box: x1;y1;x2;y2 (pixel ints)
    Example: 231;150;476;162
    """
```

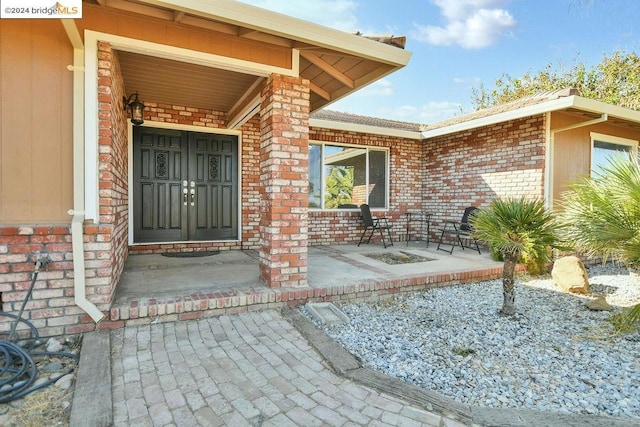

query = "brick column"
258;74;310;288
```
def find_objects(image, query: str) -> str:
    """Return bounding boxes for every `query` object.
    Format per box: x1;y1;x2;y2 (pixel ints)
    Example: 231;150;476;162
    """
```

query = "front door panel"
134;128;187;243
188;132;238;240
133;127;238;243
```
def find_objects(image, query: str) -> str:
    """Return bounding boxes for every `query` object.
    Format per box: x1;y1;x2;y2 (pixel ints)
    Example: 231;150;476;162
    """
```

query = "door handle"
183;188;188;206
190;188;195;206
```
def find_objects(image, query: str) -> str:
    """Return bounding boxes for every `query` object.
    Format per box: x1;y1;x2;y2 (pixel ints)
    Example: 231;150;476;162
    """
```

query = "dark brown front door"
133;127;238;243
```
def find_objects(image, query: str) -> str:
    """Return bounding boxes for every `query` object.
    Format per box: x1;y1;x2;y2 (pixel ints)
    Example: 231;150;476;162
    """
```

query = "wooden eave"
82;0;411;120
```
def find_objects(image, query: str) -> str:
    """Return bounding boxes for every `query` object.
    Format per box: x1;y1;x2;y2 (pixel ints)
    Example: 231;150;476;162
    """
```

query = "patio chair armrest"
373;216;391;228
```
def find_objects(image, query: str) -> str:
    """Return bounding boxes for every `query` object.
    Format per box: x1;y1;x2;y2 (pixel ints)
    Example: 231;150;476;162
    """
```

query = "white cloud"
328;98;464;125
236;0;359;32
453;76;482;87
363;101;463;124
351;79;395;97
414;0;516;49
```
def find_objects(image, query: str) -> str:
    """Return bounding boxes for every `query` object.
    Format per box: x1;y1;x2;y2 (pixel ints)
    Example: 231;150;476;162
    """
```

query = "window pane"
592;140;631;174
308;145;322;207
324;145;366;209
368;150;387;208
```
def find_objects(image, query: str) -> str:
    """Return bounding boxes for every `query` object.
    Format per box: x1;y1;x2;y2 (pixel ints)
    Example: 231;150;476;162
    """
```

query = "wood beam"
238;28;293;48
95;0;174;20
309;82;330;101
179;15;238;36
173;10;185;22
227;77;265;128
299;50;354;89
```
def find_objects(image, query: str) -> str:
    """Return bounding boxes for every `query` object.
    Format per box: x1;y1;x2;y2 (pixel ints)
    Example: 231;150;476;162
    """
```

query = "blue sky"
237;0;638;124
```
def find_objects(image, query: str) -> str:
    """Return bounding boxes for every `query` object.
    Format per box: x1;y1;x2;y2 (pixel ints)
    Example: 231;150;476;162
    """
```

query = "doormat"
365;251;435;265
161;250;220;258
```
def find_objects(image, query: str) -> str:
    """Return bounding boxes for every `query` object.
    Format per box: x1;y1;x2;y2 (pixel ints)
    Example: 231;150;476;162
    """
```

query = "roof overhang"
81;0;412;125
310;118;422;140
421;95;640;139
136;0;412;66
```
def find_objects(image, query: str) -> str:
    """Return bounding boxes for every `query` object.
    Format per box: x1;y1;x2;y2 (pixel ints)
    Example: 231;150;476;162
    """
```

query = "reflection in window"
592;139;635;175
309;145;322;208
309;143;388;209
324;146;365;208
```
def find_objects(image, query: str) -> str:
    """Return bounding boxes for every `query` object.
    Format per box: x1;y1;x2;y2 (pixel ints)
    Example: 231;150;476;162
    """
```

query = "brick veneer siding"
258;75;310;287
1;226;80;337
97;43;130;305
424;115;546;234
307;128;425;245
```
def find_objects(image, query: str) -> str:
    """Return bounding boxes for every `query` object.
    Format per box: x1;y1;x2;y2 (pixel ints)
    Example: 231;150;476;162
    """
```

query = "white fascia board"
572;97;640;123
310;118;421;140
421;96;640;140
420;97;578;139
136;0;412;67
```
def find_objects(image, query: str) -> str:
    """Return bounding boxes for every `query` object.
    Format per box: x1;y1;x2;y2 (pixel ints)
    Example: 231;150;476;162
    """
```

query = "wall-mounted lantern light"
123;92;145;126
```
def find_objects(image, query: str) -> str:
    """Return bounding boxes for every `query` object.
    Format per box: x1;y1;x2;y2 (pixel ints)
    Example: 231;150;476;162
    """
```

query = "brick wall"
0;221;125;335
258;75;310;287
424;115;546;233
96;43;129;305
240;118;262;249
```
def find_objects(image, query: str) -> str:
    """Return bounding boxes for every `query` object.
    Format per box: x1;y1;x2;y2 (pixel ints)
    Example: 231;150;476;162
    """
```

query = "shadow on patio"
106;242;504;327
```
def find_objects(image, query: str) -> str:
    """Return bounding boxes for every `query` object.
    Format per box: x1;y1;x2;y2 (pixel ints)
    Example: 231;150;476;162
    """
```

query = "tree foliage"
559;154;640;265
324;166;354;208
471;51;640;110
559;154;640;332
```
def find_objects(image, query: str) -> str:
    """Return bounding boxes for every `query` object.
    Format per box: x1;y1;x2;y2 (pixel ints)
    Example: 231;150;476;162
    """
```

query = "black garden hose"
0;258;80;404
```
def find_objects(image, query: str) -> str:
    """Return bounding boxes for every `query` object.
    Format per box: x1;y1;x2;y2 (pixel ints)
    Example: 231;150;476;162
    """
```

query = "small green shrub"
452;347;476;357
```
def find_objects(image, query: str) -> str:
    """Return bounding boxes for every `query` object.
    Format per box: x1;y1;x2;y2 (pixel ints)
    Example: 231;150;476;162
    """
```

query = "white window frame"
590;132;638;175
309;141;390;211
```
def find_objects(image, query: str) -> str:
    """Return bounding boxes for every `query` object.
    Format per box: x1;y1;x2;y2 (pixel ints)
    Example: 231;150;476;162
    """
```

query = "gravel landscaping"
303;264;640;420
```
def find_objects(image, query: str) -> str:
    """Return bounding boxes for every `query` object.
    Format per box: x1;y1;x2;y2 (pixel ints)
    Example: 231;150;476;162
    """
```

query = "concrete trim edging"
282;307;474;424
282;307;640;427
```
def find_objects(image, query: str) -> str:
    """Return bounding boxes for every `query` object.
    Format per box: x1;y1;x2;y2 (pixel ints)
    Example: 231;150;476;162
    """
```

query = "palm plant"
471;198;562;315
559;153;640;330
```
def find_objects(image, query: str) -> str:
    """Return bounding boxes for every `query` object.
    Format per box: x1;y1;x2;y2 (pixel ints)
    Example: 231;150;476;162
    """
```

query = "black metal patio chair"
358;204;394;248
436;206;481;254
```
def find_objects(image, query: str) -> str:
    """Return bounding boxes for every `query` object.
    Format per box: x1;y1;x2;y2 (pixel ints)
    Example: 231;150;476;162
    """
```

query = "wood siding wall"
77;4;292;69
551;111;640;204
0;21;73;224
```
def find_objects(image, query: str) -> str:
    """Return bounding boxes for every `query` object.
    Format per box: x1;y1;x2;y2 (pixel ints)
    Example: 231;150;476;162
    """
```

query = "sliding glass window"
309;143;389;209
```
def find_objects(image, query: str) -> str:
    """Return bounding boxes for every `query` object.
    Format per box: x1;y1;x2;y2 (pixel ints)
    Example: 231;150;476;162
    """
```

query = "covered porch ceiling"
83;0;412;127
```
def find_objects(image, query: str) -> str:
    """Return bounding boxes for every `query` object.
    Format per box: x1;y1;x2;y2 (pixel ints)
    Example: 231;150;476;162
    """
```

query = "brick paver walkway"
110;310;457;426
